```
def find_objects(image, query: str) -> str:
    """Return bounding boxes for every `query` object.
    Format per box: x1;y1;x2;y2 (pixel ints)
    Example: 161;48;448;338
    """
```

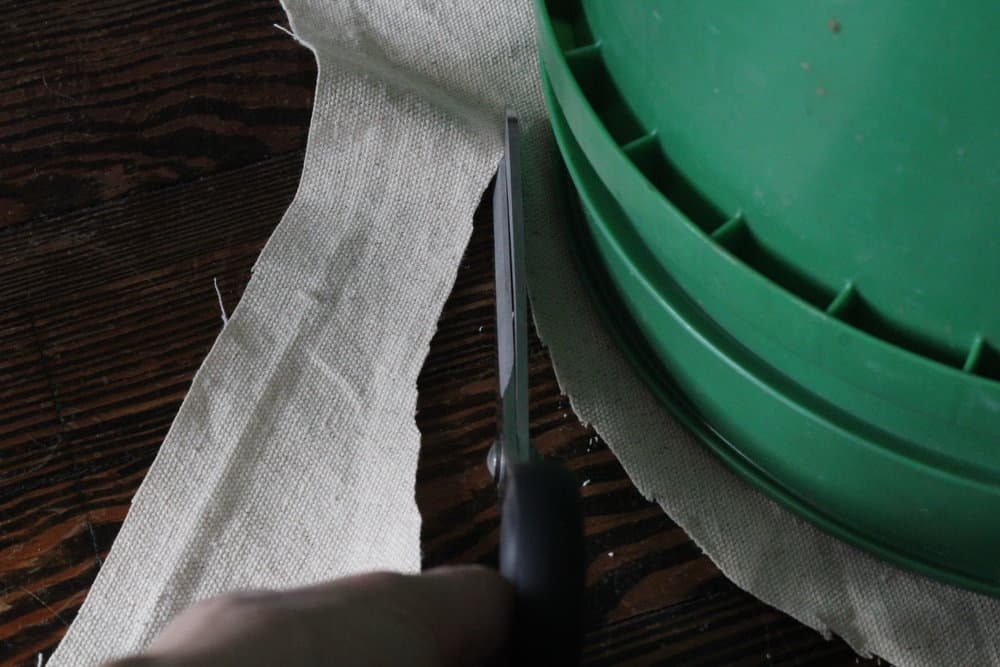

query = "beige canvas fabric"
49;2;1000;666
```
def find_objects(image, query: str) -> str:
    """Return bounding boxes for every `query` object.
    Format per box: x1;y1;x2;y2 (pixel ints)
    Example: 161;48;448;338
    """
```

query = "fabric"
50;1;1000;666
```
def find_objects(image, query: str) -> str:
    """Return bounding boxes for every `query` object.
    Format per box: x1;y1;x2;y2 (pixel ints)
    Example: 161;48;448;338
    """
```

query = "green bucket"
536;0;1000;593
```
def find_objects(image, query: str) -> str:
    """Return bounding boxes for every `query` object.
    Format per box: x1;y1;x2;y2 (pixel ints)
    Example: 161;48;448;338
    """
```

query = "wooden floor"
0;1;878;665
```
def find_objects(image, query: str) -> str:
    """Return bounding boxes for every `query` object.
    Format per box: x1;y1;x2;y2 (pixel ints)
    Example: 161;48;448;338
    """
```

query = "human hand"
105;565;513;667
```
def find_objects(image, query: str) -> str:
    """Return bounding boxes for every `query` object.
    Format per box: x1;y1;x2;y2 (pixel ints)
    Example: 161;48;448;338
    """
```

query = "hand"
106;566;513;667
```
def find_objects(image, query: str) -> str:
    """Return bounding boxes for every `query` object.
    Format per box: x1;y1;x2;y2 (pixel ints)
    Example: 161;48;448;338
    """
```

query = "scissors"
488;111;584;666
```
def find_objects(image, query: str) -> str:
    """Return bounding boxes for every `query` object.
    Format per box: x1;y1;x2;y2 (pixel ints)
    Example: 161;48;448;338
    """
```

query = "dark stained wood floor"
0;1;878;665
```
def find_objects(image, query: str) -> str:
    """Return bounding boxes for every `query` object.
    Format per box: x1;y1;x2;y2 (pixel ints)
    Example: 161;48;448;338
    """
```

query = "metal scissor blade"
493;111;532;486
492;112;584;664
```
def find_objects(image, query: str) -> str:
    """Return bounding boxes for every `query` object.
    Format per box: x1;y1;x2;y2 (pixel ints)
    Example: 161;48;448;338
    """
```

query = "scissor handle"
500;460;584;666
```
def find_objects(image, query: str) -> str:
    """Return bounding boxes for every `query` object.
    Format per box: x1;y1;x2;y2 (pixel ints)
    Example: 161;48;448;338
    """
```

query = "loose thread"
19;587;69;628
273;23;309;48
213;277;229;325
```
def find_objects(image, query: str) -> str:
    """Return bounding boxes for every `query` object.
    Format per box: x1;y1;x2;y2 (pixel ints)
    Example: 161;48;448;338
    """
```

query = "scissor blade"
494;112;531;472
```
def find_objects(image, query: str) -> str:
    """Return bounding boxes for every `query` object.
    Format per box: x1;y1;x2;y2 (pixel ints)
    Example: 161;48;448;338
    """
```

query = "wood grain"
1;1;879;665
0;0;314;228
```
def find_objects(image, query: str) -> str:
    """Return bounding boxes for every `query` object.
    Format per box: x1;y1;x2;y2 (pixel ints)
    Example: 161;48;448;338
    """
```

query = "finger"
139;566;513;667
395;565;514;665
289;565;514;667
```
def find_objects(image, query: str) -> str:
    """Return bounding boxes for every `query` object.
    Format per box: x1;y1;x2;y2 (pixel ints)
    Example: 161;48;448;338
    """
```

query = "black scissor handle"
500;460;584;666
